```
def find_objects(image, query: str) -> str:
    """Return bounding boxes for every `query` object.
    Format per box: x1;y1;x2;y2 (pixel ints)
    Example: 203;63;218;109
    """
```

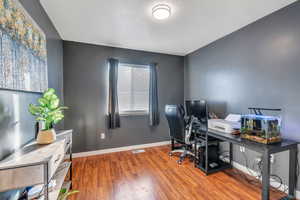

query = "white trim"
72;141;170;158
230;160;300;199
119;63;149;69
120;110;149;116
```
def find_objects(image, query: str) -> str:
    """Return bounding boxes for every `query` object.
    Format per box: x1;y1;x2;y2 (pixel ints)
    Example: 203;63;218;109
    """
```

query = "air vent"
132;149;145;154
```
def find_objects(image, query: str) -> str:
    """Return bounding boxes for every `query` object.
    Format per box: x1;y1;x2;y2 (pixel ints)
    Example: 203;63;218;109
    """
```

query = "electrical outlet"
100;132;105;139
255;156;274;164
239;146;245;153
255;157;262;164
270;154;275;163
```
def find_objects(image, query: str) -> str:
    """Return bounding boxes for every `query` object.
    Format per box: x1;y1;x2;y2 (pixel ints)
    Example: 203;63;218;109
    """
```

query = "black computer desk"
195;129;298;200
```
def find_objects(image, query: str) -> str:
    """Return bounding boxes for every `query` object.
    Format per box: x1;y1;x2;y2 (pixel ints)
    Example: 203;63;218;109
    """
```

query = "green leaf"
53;118;62;124
58;189;79;200
29;88;67;128
43;88;55;100
50;94;58;100
38;98;48;107
36;117;45;121
29;104;43;116
60;188;67;194
49;98;60;110
67;190;79;195
59;106;68;110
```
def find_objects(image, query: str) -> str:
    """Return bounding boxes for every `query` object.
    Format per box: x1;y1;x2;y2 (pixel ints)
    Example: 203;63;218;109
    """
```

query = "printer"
208;114;241;133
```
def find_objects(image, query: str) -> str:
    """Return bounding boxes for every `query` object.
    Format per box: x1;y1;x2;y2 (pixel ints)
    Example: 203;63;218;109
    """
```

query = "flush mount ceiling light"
152;4;171;20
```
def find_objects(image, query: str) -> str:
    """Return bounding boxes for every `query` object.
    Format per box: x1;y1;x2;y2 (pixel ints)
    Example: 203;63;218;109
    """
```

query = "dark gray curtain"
149;63;160;126
108;58;120;129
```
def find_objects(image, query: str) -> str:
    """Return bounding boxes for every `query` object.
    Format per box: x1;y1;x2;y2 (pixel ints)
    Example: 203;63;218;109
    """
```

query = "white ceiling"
40;0;296;56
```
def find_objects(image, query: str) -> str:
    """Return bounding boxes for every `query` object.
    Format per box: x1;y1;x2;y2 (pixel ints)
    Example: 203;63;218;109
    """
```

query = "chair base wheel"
177;160;182;165
169;152;173;156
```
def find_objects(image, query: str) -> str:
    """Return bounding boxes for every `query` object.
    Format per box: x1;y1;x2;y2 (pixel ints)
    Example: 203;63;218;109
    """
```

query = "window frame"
118;63;150;116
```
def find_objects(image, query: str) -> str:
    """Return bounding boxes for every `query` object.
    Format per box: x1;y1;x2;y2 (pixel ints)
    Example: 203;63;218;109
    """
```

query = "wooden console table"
0;130;73;200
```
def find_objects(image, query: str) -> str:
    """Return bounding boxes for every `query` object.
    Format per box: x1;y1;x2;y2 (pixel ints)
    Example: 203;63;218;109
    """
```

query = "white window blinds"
118;63;150;114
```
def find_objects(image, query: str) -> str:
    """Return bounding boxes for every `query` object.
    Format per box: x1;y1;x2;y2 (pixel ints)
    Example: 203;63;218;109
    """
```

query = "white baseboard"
231;160;300;199
72;140;171;158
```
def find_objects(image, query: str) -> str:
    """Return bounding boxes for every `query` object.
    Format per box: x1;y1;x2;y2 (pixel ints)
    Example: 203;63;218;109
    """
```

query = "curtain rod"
119;62;152;68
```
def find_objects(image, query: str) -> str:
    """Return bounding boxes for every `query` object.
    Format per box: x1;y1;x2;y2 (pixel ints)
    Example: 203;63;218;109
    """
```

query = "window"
118;63;150;115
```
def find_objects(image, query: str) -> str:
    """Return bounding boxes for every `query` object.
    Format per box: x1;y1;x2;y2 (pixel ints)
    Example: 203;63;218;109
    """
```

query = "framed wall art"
0;0;47;93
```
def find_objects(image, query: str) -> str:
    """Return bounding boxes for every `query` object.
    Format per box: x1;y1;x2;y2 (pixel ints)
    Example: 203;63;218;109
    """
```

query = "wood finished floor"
70;145;286;200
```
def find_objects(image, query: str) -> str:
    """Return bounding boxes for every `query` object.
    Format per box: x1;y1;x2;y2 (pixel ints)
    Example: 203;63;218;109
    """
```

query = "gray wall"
63;41;184;153
185;1;300;188
0;0;63;198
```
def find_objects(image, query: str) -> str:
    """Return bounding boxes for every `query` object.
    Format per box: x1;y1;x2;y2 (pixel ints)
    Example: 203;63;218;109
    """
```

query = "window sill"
120;111;149;117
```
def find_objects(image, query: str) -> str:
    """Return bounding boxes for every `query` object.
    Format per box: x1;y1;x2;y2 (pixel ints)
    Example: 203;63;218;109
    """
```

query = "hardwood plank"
70;145;287;200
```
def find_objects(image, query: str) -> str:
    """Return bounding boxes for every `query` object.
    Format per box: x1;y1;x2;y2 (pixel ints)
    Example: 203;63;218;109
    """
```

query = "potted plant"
29;88;67;144
58;188;79;200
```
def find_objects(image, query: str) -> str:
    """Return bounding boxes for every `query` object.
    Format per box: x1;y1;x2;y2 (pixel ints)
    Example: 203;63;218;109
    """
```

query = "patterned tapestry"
0;0;47;93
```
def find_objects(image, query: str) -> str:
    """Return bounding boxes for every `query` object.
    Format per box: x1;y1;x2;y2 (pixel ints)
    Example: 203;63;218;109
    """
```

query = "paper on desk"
225;114;241;122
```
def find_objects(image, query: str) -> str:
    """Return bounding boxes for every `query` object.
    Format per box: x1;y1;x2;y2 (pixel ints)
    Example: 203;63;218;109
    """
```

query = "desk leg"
229;143;233;166
171;138;175;151
288;147;297;198
70;145;73;189
194;139;198;168
205;137;209;174
262;151;270;200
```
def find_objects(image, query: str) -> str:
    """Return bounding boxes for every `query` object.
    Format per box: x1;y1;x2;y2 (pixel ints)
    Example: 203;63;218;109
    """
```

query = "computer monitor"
185;100;207;121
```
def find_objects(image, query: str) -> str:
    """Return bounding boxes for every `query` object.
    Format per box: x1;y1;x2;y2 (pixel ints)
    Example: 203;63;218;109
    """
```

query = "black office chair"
165;104;194;164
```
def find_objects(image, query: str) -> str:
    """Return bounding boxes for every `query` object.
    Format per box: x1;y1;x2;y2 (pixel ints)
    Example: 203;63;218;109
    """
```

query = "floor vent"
132;149;145;154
